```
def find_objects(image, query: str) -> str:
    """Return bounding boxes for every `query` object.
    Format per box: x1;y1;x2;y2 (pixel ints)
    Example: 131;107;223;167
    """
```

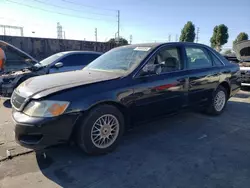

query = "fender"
14;73;40;88
65;88;134;115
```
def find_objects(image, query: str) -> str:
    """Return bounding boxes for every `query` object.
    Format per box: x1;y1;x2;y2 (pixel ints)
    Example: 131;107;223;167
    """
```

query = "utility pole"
95;28;97;42
196;27;200;43
63;31;66;39
168;34;171;42
57;22;63;39
20;27;23;36
129;35;132;44
175;34;178;42
3;25;6;35
117;10;120;44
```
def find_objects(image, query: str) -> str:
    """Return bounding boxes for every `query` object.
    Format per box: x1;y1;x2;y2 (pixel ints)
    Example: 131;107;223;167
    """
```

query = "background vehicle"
35;51;102;74
224;55;239;64
11;42;241;155
234;40;250;86
0;40;102;96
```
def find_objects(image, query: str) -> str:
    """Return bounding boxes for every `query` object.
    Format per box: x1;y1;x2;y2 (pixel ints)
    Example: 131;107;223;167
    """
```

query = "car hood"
0;40;38;74
16;69;121;99
234;40;250;62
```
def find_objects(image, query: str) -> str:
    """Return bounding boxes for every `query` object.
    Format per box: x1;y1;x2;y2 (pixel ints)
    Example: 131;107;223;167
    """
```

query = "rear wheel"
77;104;124;155
206;86;228;115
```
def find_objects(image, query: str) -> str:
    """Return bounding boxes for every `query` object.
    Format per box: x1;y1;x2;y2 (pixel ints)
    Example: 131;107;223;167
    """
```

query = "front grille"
11;91;26;110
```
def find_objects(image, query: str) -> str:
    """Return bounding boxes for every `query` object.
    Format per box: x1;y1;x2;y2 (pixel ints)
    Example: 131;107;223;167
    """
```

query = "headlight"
23;100;70;117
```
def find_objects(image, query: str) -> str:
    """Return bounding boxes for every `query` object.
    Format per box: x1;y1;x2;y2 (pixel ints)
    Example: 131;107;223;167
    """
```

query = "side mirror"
141;64;162;76
54;62;63;68
142;64;156;73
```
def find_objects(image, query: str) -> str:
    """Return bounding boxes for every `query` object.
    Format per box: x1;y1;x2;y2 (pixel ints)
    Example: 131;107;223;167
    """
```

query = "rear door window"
185;47;213;69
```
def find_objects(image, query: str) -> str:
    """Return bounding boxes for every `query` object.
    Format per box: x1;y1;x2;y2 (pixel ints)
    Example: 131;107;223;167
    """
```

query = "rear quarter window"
208;51;224;66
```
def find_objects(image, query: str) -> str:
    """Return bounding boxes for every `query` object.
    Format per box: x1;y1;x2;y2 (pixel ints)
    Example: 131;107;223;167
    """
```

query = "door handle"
208;72;220;76
177;78;185;83
190;81;196;86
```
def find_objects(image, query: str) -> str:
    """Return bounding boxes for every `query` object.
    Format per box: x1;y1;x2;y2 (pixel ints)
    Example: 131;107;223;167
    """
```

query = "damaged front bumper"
12;111;81;149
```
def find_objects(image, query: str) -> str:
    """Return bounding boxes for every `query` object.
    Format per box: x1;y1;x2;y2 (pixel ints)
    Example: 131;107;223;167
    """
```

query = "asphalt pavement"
0;89;250;188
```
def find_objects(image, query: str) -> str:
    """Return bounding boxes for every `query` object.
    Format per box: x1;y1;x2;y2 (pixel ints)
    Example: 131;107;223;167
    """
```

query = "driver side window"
140;46;182;76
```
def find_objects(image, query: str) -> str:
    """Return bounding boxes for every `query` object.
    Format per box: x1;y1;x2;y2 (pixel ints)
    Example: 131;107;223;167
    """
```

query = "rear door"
131;45;189;121
185;46;220;106
49;53;100;73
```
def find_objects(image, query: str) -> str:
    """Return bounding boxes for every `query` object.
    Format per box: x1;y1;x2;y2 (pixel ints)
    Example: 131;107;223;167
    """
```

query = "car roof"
59;51;103;55
116;42;211;50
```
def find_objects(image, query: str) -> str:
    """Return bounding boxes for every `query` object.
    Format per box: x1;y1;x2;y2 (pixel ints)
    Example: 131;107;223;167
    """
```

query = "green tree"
210;24;229;51
233;32;248;46
179;21;196;42
108;37;128;45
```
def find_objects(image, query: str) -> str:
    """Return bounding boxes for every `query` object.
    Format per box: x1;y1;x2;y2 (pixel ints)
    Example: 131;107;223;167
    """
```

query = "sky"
0;0;250;49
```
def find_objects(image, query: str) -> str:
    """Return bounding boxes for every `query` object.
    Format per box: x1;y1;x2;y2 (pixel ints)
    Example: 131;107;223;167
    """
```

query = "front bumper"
12;111;80;150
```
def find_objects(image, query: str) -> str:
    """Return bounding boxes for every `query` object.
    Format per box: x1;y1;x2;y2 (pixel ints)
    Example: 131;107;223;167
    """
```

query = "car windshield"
39;52;64;66
85;46;152;73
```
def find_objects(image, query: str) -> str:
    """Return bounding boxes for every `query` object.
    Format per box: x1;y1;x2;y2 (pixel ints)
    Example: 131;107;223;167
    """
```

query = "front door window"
140;46;182;76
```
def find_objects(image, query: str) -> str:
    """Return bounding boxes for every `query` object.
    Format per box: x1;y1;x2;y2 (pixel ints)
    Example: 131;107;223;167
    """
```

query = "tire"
76;104;125;155
206;85;228;115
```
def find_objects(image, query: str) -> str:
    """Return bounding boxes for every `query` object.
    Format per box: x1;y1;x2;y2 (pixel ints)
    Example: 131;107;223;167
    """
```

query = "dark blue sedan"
11;42;241;155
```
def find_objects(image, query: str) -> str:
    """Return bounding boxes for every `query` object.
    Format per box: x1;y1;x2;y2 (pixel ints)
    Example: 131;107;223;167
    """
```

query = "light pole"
115;32;119;44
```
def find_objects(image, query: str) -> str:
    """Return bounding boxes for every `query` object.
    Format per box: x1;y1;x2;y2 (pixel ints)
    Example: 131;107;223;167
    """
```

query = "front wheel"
206;86;228;115
77;105;124;155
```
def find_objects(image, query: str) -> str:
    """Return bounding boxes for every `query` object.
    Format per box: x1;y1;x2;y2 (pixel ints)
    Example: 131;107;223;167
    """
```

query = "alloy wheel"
214;90;226;112
91;114;120;149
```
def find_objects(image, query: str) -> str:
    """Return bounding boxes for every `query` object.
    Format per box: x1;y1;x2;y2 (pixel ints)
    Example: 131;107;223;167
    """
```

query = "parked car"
11;42;241;155
0;40;102;96
35;51;102;74
223;54;239;64
234;40;250;86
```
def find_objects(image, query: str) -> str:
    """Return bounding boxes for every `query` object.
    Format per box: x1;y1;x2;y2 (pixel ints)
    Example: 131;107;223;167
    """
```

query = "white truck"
234;40;250;87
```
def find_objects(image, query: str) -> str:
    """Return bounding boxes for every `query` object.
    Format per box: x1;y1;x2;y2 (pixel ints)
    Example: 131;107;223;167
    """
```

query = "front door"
131;45;188;121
